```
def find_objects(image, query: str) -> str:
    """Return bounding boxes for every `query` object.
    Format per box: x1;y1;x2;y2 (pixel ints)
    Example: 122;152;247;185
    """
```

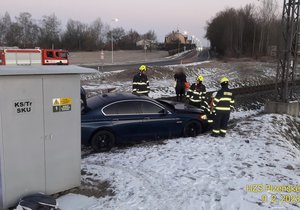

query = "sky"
1;0;261;46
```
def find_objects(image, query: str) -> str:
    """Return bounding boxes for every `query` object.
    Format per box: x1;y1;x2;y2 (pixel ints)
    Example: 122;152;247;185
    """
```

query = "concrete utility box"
0;65;96;208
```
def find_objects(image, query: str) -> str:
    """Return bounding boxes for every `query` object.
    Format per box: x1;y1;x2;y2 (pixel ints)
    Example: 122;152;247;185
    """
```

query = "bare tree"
257;0;279;55
39;14;61;49
205;3;280;57
61;19;88;50
16;12;39;48
89;18;105;49
106;27;126;50
0;12;12;46
143;30;157;42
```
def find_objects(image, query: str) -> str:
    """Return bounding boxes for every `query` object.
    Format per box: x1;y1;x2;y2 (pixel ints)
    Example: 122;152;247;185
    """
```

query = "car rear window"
103;101;141;115
86;95;104;110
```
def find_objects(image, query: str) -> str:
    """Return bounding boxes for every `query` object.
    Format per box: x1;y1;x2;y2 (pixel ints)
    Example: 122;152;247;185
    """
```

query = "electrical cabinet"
0;66;96;208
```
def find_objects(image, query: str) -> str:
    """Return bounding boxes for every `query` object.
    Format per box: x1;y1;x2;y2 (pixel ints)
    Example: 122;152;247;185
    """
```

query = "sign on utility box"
0;65;96;208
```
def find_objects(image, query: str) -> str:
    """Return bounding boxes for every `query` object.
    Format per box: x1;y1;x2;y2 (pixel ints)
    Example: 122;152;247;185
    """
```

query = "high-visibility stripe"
224;92;232;96
215;107;231;111
214;98;220;102
190;98;202;102
212;130;220;134
133;82;147;85
137;90;149;94
219;97;232;102
208;120;213;123
220;129;227;133
230;100;235;104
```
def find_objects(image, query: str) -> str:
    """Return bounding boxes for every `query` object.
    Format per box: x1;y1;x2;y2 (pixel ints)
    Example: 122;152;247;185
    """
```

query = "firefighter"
132;65;150;96
174;68;187;101
211;77;235;137
207;91;217;127
188;75;208;108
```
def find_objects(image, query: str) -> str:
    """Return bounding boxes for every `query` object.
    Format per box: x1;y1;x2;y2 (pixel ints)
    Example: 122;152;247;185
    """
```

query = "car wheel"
91;130;115;152
183;121;202;137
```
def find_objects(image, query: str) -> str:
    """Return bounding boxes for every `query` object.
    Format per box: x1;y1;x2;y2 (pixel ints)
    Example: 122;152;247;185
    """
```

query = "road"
81;49;210;72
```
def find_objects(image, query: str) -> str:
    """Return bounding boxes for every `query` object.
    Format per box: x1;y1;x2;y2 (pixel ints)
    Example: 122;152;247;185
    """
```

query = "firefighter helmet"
220;77;229;84
197;75;204;82
139;65;147;71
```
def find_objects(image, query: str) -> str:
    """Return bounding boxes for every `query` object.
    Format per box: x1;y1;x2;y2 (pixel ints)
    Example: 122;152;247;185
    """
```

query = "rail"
160;80;300;101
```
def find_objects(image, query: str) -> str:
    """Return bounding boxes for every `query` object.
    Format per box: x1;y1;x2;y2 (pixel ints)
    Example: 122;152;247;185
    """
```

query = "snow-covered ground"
58;110;300;210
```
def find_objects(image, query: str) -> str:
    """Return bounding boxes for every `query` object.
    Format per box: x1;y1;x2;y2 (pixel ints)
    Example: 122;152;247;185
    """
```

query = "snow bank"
58;113;300;210
79;60;277;99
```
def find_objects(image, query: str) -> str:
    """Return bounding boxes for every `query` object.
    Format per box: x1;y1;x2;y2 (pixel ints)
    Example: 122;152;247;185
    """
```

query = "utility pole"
111;18;119;64
276;0;300;102
265;0;300;116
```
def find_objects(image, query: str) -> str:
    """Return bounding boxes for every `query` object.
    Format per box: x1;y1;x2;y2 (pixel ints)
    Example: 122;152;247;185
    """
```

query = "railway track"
161;80;300;101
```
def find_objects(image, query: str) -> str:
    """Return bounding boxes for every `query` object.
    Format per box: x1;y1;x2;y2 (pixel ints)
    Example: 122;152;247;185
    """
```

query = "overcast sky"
1;0;260;45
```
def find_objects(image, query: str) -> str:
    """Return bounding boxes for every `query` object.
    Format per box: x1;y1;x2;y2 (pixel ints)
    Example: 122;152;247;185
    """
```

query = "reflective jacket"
132;73;150;95
213;87;235;112
188;83;206;103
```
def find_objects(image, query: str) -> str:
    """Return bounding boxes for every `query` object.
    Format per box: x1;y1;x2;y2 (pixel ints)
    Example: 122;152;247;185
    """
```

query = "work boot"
210;133;219;137
220;133;226;137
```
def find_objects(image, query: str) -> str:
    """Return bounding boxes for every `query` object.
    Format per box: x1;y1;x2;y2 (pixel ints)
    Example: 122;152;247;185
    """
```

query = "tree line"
205;0;280;57
0;12;157;51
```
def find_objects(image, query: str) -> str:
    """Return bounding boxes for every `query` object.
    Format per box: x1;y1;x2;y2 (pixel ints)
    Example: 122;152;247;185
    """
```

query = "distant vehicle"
81;93;208;152
0;48;69;65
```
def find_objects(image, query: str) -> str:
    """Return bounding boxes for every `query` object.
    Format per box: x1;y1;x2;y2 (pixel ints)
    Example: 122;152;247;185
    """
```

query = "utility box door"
43;75;81;194
0;76;46;207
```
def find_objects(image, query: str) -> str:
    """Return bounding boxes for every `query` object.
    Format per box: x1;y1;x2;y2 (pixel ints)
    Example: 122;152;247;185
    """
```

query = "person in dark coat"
80;86;87;110
174;68;187;101
132;65;150;96
211;77;235;137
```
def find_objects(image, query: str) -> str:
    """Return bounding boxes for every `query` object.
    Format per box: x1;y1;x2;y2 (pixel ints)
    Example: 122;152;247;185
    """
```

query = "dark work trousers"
176;86;185;102
213;111;230;137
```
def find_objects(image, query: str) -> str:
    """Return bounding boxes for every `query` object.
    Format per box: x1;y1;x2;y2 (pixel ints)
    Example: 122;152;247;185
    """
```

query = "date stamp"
246;184;300;204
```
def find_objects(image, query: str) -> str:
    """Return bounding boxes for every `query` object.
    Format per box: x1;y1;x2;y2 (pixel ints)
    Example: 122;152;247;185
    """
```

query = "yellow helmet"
220;77;229;84
139;65;147;71
197;75;204;82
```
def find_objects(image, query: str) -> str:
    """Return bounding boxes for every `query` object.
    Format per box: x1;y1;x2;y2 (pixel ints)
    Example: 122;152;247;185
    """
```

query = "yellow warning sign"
52;97;73;113
60;97;73;105
52;97;72;106
52;98;60;105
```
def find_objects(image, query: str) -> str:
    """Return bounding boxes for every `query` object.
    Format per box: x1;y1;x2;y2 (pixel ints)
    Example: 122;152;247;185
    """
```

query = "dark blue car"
81;93;208;152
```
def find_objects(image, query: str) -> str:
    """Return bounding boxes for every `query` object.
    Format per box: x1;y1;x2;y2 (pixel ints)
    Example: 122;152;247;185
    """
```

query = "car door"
139;101;180;140
102;101;144;142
